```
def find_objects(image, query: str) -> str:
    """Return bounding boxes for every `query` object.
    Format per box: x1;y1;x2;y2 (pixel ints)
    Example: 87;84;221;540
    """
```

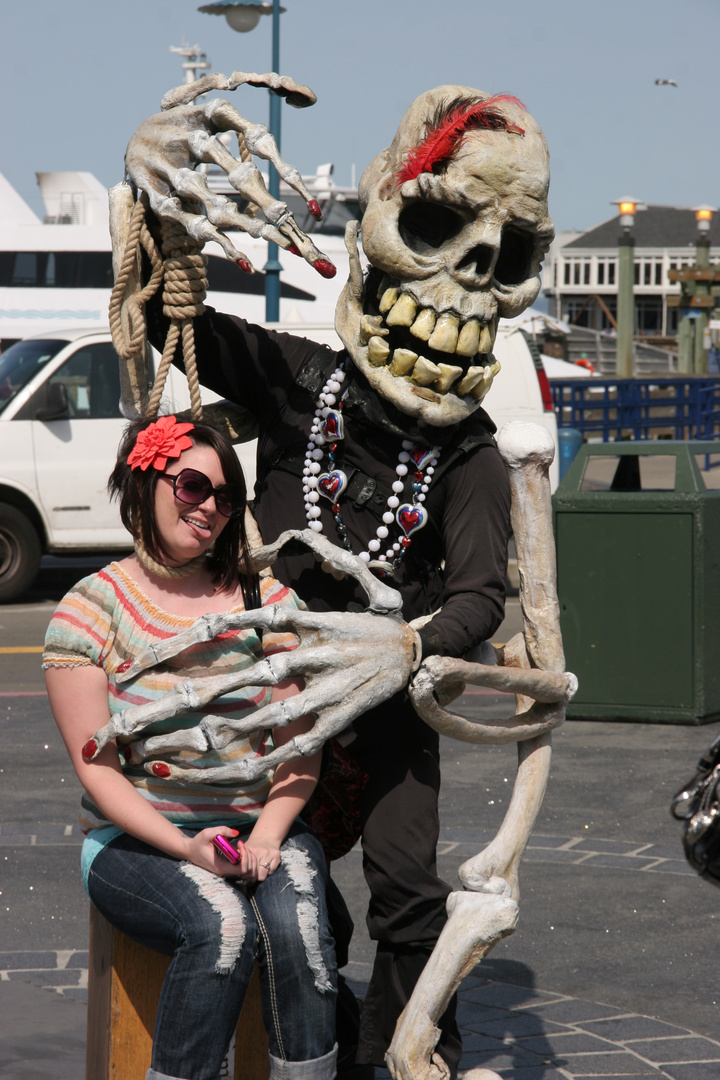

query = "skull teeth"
359;314;388;344
361;287;501;397
428;313;459;354
456;365;485;395
389;347;419;375
411;357;442;386
434;363;463;393
456;319;480;358
367;335;391;366
386;293;418;327
379;286;399;314
478;323;495;354
410;308;436;341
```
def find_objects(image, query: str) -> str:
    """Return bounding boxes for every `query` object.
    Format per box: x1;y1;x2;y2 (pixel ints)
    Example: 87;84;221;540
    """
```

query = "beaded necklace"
302;364;440;578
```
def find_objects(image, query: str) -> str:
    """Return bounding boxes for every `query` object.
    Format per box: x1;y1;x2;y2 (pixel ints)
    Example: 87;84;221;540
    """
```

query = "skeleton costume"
127;81;553;1077
146;296;511;1074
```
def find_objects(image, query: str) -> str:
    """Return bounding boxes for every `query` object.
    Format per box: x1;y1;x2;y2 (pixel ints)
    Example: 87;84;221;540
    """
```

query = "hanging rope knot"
162;251;208;321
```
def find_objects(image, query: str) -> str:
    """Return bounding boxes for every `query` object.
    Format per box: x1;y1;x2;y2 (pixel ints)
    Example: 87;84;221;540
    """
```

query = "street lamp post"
613;199;640;379
198;0;287;322
693;207;713;375
670;206;719;375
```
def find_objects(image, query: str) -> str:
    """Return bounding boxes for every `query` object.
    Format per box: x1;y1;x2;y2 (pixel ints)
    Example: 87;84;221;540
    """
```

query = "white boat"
0;164;359;349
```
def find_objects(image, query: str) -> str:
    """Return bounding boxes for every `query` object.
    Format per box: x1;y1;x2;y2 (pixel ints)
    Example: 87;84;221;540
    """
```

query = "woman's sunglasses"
161;469;244;519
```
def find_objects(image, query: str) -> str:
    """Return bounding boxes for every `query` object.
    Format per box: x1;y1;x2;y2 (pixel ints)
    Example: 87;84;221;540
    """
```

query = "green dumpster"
553;441;720;724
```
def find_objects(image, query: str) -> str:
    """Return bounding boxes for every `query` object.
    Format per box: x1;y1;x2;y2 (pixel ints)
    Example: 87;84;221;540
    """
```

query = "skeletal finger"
161;71;317;111
230;71;317;109
409;678;565;744
202;101;338;275
116;611;280;681
418;655;576;704
131;163;252;266
184;134;331;264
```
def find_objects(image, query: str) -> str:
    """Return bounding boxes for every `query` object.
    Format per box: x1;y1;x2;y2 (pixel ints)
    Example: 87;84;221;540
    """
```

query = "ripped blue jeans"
87;823;337;1080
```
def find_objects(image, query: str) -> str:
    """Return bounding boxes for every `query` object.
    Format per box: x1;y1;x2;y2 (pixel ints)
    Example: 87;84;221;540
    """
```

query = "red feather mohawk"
396;94;526;186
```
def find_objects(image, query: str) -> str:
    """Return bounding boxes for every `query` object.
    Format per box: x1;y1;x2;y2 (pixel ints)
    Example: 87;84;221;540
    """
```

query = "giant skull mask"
336;86;554;427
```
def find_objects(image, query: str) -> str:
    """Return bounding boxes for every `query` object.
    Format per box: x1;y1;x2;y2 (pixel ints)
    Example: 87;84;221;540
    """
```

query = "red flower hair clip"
127;416;194;472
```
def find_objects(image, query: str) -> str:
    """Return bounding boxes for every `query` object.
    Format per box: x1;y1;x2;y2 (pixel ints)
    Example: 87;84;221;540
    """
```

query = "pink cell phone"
213;835;246;864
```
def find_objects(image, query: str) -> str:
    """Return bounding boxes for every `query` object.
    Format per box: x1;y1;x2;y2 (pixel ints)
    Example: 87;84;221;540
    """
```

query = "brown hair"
108;417;251;593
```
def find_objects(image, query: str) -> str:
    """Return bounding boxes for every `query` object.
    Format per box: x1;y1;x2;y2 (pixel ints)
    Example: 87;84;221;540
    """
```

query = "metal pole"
264;0;282;322
694;235;710;375
616;234;635;378
678;313;693;374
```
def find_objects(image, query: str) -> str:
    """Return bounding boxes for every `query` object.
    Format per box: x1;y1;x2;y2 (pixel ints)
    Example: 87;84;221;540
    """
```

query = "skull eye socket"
494;227;535;286
399;202;467;254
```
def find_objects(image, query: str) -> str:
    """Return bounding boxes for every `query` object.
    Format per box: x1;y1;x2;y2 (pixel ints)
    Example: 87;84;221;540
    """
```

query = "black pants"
342;692;461;1075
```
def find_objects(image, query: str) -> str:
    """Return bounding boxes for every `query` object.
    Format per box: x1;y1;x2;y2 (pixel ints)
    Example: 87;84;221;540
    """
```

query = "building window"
608;262;615;285
573;262;580;285
644;263;652;286
583;262;591;285
566;296;591;327
598;263;605;285
634;263;640;286
564;262;570;285
635;296;663;335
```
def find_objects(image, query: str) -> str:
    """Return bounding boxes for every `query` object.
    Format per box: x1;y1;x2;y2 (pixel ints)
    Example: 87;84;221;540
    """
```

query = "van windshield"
0;339;67;415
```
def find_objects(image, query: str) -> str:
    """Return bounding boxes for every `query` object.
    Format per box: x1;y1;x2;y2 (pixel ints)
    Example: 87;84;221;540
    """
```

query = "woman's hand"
185;827;258;879
245;840;281;882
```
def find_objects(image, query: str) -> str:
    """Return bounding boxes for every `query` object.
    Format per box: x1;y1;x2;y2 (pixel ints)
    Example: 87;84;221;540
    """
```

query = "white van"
0;323;557;602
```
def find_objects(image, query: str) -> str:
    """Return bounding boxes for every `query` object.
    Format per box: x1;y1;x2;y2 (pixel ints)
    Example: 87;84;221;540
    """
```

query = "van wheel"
0;504;42;602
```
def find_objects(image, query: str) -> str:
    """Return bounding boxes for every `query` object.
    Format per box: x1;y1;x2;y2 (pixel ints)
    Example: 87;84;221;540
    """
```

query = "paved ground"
1;560;720;1078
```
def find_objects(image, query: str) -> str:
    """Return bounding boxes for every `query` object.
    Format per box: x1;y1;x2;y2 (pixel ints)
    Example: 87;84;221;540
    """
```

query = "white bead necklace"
301;364;441;577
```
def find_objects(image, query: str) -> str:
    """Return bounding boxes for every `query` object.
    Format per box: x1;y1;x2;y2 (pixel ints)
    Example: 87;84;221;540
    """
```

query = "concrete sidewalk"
2;595;720;1078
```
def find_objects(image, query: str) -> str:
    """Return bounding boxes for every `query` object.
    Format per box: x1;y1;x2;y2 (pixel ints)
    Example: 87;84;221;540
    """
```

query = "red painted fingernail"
288;243;301;256
123;746;132;762
308;199;322;219
313;259;337;279
82;739;98;761
151;762;171;778
230;829;240;836
237;259;253;274
117;660;132;674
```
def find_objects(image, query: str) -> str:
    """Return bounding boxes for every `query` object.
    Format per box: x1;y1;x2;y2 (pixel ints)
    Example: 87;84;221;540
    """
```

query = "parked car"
0;323;557;602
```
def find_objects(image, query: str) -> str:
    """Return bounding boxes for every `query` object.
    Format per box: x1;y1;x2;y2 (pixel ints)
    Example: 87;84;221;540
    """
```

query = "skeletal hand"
85;603;419;782
81;530;418;782
124;71;336;277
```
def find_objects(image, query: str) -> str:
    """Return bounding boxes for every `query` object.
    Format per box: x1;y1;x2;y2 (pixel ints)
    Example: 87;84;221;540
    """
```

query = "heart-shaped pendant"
396;503;428;537
410;446;438;471
367;560;395;580
321;410;344;441
317;470;348;502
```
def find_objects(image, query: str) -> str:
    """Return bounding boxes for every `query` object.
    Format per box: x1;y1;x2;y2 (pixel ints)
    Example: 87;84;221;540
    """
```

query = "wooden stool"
86;904;269;1080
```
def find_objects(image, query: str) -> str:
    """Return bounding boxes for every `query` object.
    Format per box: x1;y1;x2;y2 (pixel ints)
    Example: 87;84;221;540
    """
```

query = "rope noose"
108;193;164;365
110;193;208;421
146;213;208;421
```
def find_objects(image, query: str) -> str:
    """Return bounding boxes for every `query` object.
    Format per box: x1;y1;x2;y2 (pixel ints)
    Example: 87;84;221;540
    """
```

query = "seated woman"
44;415;337;1080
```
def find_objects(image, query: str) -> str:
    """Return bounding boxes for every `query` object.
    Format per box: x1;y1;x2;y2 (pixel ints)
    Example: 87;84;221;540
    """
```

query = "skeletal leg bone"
386;890;518;1080
390;422;571;1078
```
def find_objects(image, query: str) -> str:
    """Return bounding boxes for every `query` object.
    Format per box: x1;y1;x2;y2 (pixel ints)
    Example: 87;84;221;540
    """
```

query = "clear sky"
1;0;718;235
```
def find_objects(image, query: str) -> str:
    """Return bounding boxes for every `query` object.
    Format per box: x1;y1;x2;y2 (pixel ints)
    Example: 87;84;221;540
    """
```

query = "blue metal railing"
551;377;720;441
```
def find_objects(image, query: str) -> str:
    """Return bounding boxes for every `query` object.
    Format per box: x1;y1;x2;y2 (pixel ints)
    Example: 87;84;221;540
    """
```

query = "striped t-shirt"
43;563;302;839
